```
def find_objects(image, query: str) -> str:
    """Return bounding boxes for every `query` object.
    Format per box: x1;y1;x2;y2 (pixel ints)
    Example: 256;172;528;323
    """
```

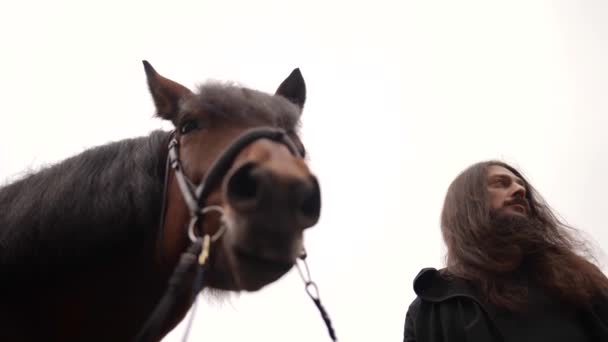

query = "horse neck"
0;130;171;286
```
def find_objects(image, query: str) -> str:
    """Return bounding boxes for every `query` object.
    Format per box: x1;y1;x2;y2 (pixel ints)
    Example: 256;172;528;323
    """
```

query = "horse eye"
179;120;199;135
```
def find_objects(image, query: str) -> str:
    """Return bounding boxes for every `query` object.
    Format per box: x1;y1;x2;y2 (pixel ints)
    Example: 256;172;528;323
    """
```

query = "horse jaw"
206;210;301;292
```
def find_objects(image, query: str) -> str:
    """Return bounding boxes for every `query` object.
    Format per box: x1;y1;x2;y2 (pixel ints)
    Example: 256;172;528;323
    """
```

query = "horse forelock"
179;82;303;132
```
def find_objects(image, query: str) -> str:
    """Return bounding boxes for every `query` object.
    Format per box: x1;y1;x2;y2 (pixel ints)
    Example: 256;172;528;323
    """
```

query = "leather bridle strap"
167;138;200;214
167;127;301;221
193;127;301;206
157;126;301;265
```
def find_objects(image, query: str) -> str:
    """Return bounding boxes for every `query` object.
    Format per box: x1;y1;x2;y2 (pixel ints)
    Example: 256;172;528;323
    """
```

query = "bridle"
134;126;337;342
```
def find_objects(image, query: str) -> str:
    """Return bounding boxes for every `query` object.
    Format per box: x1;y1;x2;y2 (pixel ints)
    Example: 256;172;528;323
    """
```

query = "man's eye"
490;179;504;186
179;120;200;135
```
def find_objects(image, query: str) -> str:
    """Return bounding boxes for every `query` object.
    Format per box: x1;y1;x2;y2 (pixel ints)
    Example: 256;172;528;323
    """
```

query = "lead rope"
296;253;338;342
133;240;203;342
180;235;210;342
180;297;199;342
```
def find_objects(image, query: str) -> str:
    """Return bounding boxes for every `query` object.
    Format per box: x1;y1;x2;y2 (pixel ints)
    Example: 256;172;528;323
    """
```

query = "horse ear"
275;68;306;109
142;60;192;122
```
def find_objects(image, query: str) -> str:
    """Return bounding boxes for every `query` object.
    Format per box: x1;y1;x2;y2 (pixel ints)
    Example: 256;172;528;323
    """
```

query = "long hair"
441;160;608;311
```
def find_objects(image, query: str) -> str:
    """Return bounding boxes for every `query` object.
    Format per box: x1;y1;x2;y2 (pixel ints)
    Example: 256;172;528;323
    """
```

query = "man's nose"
511;182;526;198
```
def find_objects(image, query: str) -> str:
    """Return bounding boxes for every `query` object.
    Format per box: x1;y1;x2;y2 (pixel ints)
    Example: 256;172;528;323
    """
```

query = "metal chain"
296;255;338;342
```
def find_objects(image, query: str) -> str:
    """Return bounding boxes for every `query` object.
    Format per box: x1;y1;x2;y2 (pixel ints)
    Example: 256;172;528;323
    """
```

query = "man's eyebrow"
488;174;507;181
489;174;525;186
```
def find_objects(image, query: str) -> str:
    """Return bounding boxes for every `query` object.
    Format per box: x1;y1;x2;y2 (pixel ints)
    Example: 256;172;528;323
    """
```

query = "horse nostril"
298;176;321;228
227;162;261;204
227;163;321;228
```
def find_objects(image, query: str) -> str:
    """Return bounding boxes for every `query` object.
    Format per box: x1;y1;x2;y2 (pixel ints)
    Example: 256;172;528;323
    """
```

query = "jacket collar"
413;267;480;302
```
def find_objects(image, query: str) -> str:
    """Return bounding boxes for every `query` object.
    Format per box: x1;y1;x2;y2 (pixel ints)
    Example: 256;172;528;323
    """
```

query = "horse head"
144;61;321;293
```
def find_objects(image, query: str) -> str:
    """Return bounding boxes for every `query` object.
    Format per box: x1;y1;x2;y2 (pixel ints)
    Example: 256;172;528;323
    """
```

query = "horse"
0;61;328;342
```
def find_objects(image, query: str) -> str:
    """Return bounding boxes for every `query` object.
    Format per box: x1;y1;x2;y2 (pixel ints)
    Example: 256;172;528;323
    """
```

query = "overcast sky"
1;1;607;341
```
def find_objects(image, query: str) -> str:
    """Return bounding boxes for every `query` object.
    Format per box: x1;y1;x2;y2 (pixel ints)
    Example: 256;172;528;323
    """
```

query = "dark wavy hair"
441;160;608;311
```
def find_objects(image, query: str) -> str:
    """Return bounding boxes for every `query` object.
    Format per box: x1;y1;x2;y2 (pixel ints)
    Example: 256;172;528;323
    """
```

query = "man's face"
487;165;529;217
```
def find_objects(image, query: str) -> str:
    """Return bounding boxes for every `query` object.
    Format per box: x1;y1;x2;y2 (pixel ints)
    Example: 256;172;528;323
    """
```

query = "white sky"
1;1;607;341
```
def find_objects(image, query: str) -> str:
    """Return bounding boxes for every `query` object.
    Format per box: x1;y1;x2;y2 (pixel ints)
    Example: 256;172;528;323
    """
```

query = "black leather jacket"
403;268;608;342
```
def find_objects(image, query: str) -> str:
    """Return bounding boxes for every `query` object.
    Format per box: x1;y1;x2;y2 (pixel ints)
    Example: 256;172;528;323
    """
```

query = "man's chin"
490;208;532;227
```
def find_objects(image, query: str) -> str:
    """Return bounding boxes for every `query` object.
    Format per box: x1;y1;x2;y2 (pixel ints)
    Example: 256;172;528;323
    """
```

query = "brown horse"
0;61;324;341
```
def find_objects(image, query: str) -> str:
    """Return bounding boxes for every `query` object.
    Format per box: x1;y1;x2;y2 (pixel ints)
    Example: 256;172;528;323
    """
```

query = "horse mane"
0;130;171;283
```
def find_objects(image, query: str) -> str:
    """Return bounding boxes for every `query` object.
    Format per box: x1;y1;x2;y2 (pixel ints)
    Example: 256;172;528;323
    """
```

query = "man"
403;160;608;341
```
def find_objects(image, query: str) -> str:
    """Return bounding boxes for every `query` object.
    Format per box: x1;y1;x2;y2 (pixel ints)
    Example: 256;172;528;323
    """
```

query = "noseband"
134;127;337;342
167;126;303;249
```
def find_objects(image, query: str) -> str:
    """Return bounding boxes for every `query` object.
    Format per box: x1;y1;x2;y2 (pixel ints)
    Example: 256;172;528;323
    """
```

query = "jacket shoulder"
403;297;422;342
413;267;477;302
406;296;423;320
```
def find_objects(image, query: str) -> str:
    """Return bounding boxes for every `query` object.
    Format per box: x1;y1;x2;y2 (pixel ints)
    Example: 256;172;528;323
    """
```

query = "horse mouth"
234;247;294;275
219;217;302;290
